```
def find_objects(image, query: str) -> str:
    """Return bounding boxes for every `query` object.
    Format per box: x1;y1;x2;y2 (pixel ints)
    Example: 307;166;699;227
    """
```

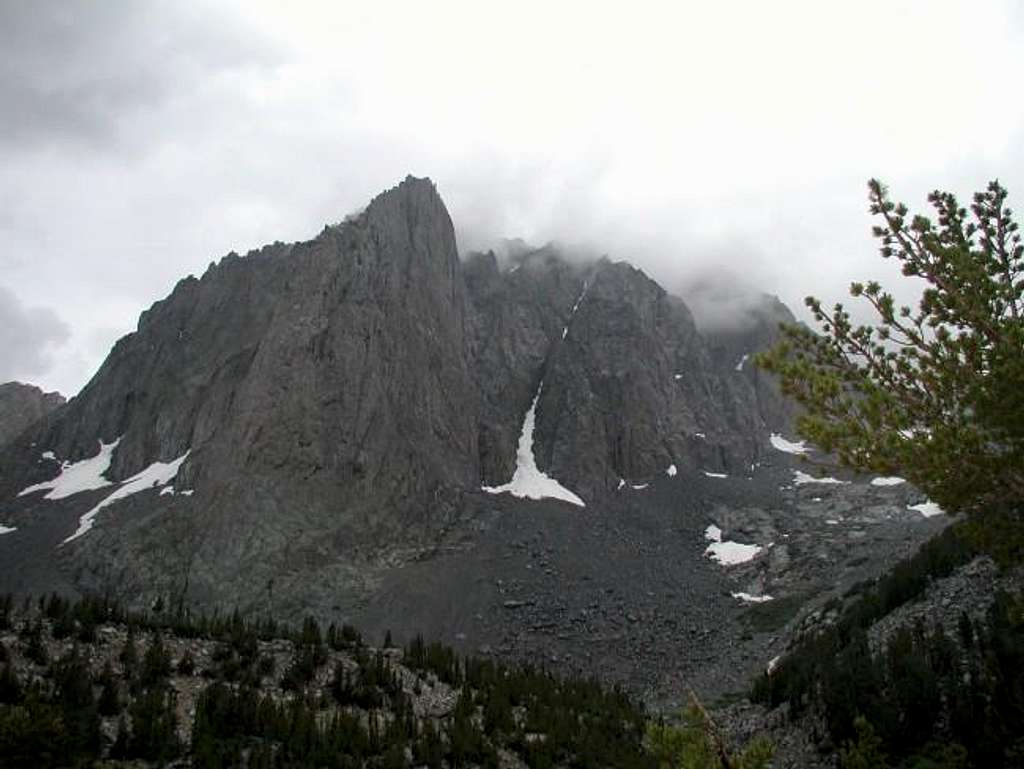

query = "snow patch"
908;500;944;518
674;373;683;380
694;432;706;439
569;282;589;315
767;655;781;675
871;476;906;486
732;592;774;603
734;353;749;372
616;479;625;491
0;525;16;535
703;471;728;479
792;470;848;486
704;524;763;565
19;438;121;499
41;450;56;461
159;486;175;496
705;524;723;542
666;464;677;477
631;483;649;490
770;434;808;454
558;282;588;344
706;540;762;565
179;489;194;496
62;451;190;545
482;387;585;507
825;519;840;525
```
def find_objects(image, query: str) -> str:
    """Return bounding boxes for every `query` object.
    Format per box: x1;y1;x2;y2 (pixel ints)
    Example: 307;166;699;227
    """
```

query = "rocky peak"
0;381;65;449
0;178;798;623
360;176;458;288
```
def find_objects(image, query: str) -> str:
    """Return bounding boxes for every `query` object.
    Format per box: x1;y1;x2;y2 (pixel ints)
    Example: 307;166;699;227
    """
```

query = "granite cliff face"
0;176;949;706
464;249;797;501
1;178;480;608
1;176;870;622
0;381;65;449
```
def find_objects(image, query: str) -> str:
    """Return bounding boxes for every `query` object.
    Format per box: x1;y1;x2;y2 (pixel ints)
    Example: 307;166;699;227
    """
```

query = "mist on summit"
1;2;1021;395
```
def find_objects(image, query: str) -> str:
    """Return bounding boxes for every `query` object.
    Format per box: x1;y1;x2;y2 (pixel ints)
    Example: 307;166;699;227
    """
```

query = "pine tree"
0;664;22;704
120;624;139;680
97;660;120;716
127;688;181;761
759;180;1024;514
839;716;890;769
141;631;173;688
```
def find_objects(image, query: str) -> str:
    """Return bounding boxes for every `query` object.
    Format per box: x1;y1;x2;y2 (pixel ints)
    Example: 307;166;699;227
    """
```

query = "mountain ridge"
0;176;943;710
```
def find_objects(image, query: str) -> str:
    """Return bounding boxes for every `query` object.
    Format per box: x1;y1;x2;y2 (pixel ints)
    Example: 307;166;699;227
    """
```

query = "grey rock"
0;381;64;449
2;176;480;611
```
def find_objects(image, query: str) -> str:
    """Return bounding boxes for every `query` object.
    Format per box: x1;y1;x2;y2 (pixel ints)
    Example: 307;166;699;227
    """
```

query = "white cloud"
1;0;1022;394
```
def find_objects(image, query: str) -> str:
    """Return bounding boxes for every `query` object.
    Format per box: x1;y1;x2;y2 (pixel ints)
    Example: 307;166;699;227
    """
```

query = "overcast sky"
2;1;1022;396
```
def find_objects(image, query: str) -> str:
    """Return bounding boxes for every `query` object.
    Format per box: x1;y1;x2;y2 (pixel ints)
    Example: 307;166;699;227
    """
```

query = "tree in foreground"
646;694;773;769
759;179;1023;515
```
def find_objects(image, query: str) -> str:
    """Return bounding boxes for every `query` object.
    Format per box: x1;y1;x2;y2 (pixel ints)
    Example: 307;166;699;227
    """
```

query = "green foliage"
839;716;889;769
0;664;21;705
754;581;1024;767
646;705;773;769
281;615;328;691
52;646;102;757
97;660;120;716
125;687;181;761
0;591;657;768
0;698;71;768
22;618;48;666
740;592;809;633
758;179;1024;513
140;630;173;688
177;647;196;676
119;623;138;679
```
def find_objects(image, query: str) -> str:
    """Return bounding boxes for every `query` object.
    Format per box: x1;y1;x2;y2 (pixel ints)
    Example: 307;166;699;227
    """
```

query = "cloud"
0;1;279;151
0;285;71;384
0;1;1022;396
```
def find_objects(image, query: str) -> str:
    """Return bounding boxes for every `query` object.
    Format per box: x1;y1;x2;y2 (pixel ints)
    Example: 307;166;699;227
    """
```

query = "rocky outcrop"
702;292;800;434
464;246;590;485
0;176;799;622
467;254;798;499
1;176;481;611
0;381;64;448
0;176;954;728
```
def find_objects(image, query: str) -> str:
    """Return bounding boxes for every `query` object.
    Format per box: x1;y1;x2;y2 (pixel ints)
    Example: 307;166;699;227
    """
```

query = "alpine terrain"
0;177;949;711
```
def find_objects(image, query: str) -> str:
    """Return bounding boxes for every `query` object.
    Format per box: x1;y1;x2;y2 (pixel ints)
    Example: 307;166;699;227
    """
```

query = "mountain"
0;176;944;706
0;381;65;449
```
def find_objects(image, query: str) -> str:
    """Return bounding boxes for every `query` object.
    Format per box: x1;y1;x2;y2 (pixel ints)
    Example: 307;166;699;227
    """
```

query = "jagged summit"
0;175;801;621
0;176;948;715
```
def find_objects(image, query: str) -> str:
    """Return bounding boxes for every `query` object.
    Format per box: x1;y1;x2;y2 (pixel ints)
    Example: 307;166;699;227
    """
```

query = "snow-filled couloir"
483;282;589;507
482;385;585;507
